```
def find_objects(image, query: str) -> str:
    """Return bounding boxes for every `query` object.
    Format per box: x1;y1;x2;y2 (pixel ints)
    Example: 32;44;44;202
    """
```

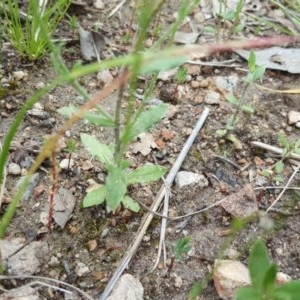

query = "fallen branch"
99;107;210;300
250;141;300;161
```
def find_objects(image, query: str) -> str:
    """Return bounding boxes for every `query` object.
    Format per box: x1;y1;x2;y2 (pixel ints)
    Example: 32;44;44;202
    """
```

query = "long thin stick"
250;141;300;161
99;107;209;300
151;107;210;271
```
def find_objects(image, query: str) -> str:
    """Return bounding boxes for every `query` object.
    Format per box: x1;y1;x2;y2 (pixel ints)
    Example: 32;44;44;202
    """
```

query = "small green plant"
1;0;71;60
68;15;79;36
235;239;300;300
173;236;191;261
272;133;300;182
216;50;265;138
215;0;245;39
173;65;187;98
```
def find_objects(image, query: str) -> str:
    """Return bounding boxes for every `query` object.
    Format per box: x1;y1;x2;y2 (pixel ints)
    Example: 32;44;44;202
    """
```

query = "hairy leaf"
83;186;107;208
106;167;127;211
81;134;113;168
249;240;271;291
57;105;114;127
126;164;167;185
121;103;168;143
122;195;140;212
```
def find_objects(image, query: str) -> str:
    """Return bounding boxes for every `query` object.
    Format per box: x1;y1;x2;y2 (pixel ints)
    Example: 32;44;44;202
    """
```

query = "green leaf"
204;26;216;33
294;148;300;155
57;105;114;127
234;287;262;300
249;240;271;291
173;236;191;261
226;94;239;105
189;282;202;300
275;281;300;300
122;195;140;212
141;53;189;75
275;160;284;174
106;167;127;211
277;133;289;148
83;186;107;208
262;263;277;296
126;164;167;185
222;10;235;20
121;103;168;143
216;129;227;137
251;65;266;81
241;104;254;113
233;23;245;33
248;50;256;73
81;133;113;168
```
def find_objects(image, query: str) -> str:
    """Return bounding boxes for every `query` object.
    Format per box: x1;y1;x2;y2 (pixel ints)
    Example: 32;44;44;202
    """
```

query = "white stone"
174;276;183;288
204;91;221;105
107;274;143;300
76;262;90;277
12;71;29;81
8;162;21;175
215;75;239;93
213;260;251;300
59;158;74;170
175;171;208;189
287;110;300;124
97;70;113;87
93;0;104;9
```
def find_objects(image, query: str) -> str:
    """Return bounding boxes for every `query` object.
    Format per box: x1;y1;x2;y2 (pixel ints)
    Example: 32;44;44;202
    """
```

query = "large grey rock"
175;171;208;189
107;274;143;300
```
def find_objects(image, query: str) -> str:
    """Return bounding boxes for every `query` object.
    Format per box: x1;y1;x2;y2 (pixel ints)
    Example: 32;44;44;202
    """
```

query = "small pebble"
287;110;300;124
8;162;21;175
35;82;45;89
174;276;183;288
12;70;29;81
204;91;220;105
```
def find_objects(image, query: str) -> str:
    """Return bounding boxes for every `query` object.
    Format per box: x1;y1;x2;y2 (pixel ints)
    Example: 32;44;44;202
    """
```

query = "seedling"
216;50;265;140
215;0;245;39
235;239;300;300
272;133;300;182
68;15;79;37
173;66;187;98
173;236;191;262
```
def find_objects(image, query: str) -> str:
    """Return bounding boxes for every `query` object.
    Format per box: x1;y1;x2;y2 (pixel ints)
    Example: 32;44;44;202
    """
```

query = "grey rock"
214;75;239;93
204;91;221;105
1;238;49;275
287;110;300;124
175;171;208;189
15;173;40;201
107;274;144;300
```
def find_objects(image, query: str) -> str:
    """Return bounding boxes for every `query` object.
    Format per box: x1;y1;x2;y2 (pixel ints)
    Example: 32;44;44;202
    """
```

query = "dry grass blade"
266;163;300;212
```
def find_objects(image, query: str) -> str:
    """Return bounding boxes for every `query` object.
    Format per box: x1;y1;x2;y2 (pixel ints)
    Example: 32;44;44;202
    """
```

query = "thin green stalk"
228;83;249;128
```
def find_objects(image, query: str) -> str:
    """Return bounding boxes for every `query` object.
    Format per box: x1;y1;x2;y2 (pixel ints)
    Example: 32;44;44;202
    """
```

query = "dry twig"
99;107;209;300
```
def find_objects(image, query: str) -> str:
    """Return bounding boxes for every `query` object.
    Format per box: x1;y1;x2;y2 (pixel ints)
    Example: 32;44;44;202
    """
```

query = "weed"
173;236;191;262
216;50;265;140
1;0;71;60
173;65;187;98
68;14;79;36
235;239;300;300
215;0;245;39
